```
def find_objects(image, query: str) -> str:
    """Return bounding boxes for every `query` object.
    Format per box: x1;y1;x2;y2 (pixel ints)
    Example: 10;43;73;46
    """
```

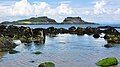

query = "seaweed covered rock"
38;62;55;67
104;27;119;35
84;27;95;35
75;27;85;35
33;28;45;44
96;57;118;66
104;34;120;44
0;35;17;51
19;27;33;43
68;26;76;34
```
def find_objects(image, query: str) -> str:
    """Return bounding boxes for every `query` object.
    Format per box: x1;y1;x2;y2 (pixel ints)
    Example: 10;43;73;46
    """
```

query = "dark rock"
75;27;85;35
68;26;76;34
104;44;113;48
9;50;20;54
33;28;45;44
104;27;119;35
32;51;42;55
84;27;95;35
38;62;55;67
93;33;100;38
104;34;120;44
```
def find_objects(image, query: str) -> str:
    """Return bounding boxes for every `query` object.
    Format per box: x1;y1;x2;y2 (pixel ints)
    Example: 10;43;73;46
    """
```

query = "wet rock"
58;28;68;34
104;44;113;48
104;34;120;44
0;36;17;51
68;26;76;34
38;62;55;67
104;27;119;35
84;27;95;35
33;28;45;44
96;57;118;66
93;33;100;38
19;27;33;43
29;61;35;63
9;50;20;54
75;27;85;35
32;51;42;55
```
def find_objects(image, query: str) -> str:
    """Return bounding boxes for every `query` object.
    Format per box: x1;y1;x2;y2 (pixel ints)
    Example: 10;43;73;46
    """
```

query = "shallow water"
0;24;120;67
0;34;120;67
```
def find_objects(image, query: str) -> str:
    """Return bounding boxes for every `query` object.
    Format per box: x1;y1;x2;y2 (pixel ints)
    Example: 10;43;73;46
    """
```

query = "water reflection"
0;34;120;67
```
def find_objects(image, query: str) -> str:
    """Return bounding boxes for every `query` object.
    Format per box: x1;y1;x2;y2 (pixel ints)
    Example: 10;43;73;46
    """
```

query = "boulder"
96;57;118;66
38;62;55;67
104;34;120;44
75;27;85;35
93;33;100;38
104;27;119;35
33;28;45;44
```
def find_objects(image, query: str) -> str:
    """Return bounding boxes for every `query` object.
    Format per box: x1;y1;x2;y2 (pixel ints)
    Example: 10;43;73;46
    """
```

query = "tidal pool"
0;34;120;67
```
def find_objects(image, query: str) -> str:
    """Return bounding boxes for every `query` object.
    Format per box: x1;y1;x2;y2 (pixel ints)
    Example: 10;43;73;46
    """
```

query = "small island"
62;17;95;24
1;16;96;25
1;16;57;25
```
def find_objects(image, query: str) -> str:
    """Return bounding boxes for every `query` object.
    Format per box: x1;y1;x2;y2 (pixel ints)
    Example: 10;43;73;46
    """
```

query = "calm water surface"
0;24;120;67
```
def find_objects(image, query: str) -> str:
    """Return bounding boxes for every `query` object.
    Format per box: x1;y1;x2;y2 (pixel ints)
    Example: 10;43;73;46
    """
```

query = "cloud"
93;0;107;15
4;0;73;22
0;0;120;23
12;0;33;16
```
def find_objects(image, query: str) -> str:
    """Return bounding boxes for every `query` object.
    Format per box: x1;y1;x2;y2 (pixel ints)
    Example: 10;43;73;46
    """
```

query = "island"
1;16;57;25
1;16;97;25
62;17;95;24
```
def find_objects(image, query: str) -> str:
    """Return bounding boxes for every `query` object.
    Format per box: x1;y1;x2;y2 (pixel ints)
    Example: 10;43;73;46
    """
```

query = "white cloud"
0;0;120;23
93;0;107;15
57;3;74;15
114;8;120;14
12;0;33;16
0;0;73;22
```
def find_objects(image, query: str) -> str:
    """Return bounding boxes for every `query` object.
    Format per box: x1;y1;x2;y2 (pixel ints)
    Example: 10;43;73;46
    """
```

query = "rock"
19;27;33;43
104;27;119;35
38;62;55;67
93;33;100;38
104;44;113;48
0;36;17;51
32;51;42;55
104;34;120;44
75;27;85;35
58;28;68;34
33;28;45;44
96;57;118;66
84;27;95;35
9;50;20;54
68;26;76;34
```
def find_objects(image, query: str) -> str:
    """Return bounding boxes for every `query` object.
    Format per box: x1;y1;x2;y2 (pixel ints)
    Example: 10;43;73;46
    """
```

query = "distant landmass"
1;16;96;25
62;17;94;24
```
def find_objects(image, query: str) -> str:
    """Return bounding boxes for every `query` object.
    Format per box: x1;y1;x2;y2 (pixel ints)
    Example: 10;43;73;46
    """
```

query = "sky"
0;0;120;24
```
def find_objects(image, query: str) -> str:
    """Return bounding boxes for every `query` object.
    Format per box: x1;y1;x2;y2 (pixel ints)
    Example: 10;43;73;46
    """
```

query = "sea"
0;24;120;67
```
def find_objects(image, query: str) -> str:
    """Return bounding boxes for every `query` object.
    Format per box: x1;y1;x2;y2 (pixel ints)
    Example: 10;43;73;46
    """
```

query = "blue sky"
0;0;120;24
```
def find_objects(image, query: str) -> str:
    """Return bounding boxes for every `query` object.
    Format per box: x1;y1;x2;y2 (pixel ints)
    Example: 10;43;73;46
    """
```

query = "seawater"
0;24;120;67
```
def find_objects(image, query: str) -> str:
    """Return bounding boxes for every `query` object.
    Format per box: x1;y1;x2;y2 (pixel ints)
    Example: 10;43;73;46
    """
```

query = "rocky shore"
0;25;45;51
0;25;120;51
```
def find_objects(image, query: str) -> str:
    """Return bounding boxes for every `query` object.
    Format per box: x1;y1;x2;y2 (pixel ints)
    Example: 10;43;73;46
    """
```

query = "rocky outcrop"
62;17;94;24
0;25;46;45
